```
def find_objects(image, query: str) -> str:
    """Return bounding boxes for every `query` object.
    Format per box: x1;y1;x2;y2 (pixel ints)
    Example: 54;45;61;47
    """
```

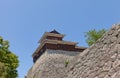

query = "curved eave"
32;40;78;57
38;32;65;43
75;46;87;49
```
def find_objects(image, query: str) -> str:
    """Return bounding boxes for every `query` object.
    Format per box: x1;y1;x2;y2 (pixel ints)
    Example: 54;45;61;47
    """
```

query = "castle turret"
32;30;86;63
27;30;86;78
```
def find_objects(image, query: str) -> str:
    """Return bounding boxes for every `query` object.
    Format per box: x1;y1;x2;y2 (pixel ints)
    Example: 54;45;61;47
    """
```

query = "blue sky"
0;0;120;78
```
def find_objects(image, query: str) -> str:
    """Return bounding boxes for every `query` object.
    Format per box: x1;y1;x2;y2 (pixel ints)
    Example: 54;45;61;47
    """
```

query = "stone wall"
27;49;80;78
27;24;120;78
66;24;120;78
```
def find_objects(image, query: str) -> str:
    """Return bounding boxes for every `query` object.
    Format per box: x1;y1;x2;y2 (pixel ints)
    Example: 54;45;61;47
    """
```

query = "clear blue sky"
0;0;120;78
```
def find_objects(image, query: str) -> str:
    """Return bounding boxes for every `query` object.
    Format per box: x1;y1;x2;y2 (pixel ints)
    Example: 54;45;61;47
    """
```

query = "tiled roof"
50;29;60;34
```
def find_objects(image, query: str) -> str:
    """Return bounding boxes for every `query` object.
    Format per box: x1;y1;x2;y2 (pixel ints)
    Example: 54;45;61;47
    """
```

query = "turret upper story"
39;30;65;44
32;30;87;63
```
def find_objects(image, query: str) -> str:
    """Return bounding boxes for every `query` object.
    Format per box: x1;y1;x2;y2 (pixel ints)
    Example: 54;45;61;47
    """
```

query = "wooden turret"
32;30;86;63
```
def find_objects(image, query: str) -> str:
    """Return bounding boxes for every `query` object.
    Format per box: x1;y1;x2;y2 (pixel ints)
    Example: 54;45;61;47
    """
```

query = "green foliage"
85;29;106;46
65;60;69;67
0;36;19;78
0;62;7;78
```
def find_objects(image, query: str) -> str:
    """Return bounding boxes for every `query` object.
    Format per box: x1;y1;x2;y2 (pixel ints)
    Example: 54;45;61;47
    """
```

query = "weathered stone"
98;72;108;78
103;61;112;71
66;24;120;78
110;53;117;62
110;36;117;43
27;24;120;78
27;49;80;78
112;59;120;69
